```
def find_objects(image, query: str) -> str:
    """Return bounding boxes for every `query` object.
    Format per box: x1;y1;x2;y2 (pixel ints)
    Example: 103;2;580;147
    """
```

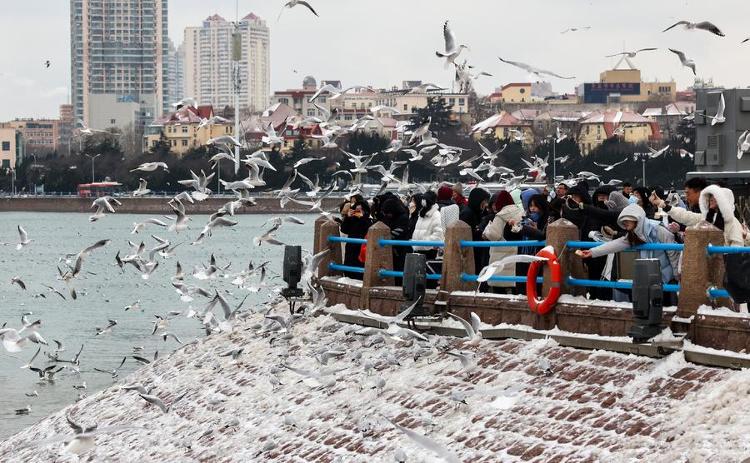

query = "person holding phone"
340;200;372;279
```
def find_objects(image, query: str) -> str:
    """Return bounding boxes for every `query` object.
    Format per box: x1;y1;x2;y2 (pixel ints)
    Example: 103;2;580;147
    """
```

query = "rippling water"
0;211;315;438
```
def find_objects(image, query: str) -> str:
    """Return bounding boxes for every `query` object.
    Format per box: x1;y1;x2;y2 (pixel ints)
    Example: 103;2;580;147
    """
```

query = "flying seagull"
16;225;32;250
662;20;725;37
435;21;469;68
278;0;318;21
668;48;696;75
560;26;591;34
605;48;657;58
498;57;575;79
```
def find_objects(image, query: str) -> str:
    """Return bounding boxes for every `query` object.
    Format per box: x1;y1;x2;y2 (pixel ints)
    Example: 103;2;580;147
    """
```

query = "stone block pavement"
0;309;746;462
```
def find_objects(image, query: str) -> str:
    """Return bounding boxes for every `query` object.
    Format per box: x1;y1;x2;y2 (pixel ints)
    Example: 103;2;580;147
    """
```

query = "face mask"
628;195;638;205
529;212;542;223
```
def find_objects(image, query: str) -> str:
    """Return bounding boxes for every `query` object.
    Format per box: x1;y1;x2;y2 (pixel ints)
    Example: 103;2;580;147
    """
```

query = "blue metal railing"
328;236;367;245
567;277;681;293
379;269;442;281
461;273;544;284
565;241;685;252
379;239;445;248
707;245;750;255
460;240;546;248
328;263;365;274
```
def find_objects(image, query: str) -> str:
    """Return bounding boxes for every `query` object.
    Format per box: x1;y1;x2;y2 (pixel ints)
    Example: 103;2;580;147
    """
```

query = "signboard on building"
584;82;640;103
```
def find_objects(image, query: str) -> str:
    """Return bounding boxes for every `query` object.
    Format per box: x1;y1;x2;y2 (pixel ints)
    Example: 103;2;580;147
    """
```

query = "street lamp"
84;153;101;183
633;152;649;186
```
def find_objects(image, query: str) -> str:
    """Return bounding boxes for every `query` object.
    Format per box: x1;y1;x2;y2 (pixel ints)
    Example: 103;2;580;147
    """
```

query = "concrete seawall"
0;196;344;215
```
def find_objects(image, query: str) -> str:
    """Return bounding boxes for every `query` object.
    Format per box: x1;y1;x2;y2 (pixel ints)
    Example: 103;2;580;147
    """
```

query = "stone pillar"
439;221;475;294
315;219;342;279
678;223;726;317
543;218;581;297
361;221;394;309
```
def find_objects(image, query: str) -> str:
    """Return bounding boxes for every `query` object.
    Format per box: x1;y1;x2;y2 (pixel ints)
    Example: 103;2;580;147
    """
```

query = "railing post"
678;222;726;317
544;218;581;297
439;221;475;294
361;221;394;309
314;218;342;278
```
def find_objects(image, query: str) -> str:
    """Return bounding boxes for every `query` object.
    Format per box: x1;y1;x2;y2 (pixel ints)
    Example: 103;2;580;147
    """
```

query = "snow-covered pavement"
0;303;746;462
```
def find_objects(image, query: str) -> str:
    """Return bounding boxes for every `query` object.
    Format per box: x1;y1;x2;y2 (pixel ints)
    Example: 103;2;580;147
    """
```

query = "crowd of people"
336;177;750;309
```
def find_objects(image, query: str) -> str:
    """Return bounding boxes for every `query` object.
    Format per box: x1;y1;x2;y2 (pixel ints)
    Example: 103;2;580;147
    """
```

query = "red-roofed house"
578;110;660;155
144;105;234;156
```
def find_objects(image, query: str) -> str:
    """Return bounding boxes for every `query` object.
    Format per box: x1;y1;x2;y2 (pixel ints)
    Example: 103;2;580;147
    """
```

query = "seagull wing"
443;20;456;53
695;21;724;36
386;419;461;463
18;225;28;243
447;312;476;338
297;0;319;16
662;20;689;32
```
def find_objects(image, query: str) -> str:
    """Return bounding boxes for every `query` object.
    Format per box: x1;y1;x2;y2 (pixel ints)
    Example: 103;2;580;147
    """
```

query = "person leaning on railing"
650;184;744;247
339;199;373;280
578;204;681;292
459;187;492;275
482;190;523;294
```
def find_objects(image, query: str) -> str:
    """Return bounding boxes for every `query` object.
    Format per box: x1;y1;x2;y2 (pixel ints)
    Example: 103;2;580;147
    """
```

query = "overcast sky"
1;0;748;121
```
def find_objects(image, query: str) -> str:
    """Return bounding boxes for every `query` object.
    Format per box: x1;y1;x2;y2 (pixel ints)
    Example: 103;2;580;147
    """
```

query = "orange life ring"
526;246;562;315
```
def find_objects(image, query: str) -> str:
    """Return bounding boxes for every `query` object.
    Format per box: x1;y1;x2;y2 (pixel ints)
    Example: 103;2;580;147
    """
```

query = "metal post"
216;159;221;194
642;157;646;186
552;137;556;184
232;0;241;174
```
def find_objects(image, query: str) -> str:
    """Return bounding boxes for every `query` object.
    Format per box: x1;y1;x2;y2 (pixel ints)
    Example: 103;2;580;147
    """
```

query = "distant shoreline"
0;196;344;215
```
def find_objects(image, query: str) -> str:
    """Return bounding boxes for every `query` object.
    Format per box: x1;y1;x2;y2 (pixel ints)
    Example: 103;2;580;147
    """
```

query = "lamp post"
84;153;101;183
634;152;648;185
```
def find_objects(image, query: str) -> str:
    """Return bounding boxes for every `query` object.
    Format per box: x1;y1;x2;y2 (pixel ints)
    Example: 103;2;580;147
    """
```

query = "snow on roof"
472;111;531;132
1;307;745;462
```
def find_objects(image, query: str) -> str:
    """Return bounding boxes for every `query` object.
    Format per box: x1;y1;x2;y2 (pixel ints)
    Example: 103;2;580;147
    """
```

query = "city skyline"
1;0;749;121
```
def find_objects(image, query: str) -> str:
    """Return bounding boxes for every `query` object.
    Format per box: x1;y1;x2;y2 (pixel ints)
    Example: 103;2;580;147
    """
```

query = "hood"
467;187;490;213
699;184;735;220
496;203;522;220
617;204;647;241
568;180;591;205
423;203;439;218
520;188;540;212
607;190;630;210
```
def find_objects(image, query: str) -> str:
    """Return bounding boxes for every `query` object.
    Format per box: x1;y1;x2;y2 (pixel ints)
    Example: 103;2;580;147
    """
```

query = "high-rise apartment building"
183;13;270;113
167;39;185;105
70;0;169;131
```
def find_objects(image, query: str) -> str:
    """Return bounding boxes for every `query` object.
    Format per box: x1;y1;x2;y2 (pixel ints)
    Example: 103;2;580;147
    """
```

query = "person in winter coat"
633;186;656;218
411;194;444;259
650;184;745;247
436;185;455;209
407;193;424;238
508;194;550;294
460;187;492;275
578;204;681;287
378;196;412;282
482;191;523;293
339;200;373;280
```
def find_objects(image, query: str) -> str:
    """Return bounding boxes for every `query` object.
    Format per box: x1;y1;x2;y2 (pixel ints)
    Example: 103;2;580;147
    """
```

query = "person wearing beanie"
482;190;523;292
436;185;455;209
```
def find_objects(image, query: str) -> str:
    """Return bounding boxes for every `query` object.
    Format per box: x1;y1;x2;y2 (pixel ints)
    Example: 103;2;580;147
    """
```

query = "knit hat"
437;185;453;201
494;190;515;211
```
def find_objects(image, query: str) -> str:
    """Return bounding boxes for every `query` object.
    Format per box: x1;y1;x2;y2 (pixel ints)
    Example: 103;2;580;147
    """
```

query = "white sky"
1;0;748;121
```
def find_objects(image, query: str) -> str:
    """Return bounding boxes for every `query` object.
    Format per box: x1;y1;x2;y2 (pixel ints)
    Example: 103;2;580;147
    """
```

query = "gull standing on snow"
447;312;483;346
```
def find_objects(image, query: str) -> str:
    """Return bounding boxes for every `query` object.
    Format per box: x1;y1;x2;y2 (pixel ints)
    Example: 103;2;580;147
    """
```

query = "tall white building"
70;0;169;130
183;13;270;113
167;39;185;104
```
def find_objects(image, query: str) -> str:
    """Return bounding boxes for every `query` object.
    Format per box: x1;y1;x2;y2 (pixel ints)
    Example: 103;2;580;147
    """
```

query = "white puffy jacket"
412;204;444;251
482;204;524;287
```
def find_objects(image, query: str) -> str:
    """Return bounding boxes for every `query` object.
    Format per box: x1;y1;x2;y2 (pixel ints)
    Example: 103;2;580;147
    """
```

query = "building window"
1;142;9;151
344;114;353;121
403;104;408;111
110;119;116;125
182;126;188;133
519;88;526;94
458;98;465;105
307;109;316;116
449;98;455;105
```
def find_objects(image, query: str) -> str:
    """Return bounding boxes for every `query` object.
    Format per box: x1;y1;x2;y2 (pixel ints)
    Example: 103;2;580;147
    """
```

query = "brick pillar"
543;218;580;296
678;224;725;317
361;221;393;309
315;218;342;278
439;221;475;294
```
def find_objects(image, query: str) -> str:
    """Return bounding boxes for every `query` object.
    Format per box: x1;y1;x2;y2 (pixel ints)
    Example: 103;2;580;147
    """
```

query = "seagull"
168;198;190;233
89;196;122;222
408;117;432;144
593;159;628;171
605;48;657;58
23;413;137;455
94;357;127;378
447;312;483;346
172;97;197;109
663;20;725;37
16;225;32;250
139;391;188;414
44;60;51;68
192;217;238;245
385;417;461;463
293;156;325;169
737;130;750;160
667;48;696;75
10;276;26;290
95;319;118;336
130;162;169;173
278;0;318;21
706;93;726;126
207;135;242;147
0;325;47;353
560;26;591;33
131;218;168;235
477;254;549;283
647;146;670;158
133;178;151;197
435;20;469;68
498;57;575;79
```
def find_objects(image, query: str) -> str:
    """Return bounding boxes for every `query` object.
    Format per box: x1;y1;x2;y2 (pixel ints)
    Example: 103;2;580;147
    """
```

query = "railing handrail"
328;263;365;274
379;239;445;248
379;269;442;281
707;245;750;255
460;240;546;248
461;272;544;284
328;236;367;245
565;241;685;252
